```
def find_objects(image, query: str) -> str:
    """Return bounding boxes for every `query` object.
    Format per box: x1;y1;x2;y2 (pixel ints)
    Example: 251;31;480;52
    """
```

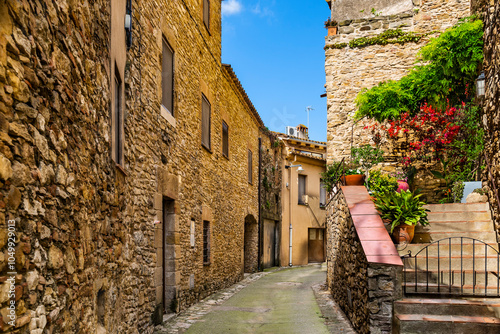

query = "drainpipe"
258;137;262;271
289;161;293;267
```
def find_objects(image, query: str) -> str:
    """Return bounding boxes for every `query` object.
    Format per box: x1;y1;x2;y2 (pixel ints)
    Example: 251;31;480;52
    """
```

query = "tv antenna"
306;106;314;129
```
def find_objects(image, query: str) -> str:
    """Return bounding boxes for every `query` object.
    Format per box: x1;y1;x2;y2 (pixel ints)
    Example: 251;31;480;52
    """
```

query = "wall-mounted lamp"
476;72;485;98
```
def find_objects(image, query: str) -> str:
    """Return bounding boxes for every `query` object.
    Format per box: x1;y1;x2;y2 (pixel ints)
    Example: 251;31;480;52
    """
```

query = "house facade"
0;0;272;333
277;126;327;267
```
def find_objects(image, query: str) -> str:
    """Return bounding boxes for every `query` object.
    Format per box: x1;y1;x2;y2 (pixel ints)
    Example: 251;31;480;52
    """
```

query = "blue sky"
221;0;331;142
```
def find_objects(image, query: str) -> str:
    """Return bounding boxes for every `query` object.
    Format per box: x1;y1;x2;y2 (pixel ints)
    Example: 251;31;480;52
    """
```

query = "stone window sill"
160;105;176;127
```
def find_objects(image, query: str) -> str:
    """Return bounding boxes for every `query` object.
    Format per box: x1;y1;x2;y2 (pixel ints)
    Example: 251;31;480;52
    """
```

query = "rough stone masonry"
0;0;274;333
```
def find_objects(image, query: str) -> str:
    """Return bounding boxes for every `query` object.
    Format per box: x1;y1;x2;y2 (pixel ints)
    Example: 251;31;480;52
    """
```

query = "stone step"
402;256;500;271
403;282;500;296
395;298;500;317
427;211;492;222
415;220;494;233
413;231;498;244
400;243;500;257
394;313;500;334
402;269;500;286
424;202;490;213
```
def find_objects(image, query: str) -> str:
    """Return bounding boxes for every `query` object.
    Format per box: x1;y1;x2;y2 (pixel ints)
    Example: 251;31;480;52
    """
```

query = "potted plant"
351;145;385;181
342;163;364;185
373;190;429;244
324;18;338;36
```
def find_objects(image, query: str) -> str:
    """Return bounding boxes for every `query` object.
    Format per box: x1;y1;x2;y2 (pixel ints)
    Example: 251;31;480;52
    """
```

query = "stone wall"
259;133;283;269
0;0;265;333
326;188;402;334
482;2;500;237
325;0;470;163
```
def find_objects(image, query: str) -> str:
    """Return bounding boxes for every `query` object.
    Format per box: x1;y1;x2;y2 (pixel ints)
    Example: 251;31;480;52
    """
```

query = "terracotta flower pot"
397;180;410;193
343;174;365;186
392;223;415;244
327;26;337;36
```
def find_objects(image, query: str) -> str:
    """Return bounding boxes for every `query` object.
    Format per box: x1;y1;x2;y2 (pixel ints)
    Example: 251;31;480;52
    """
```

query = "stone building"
0;0;272;333
277;126;327;267
481;0;500;237
324;0;470;163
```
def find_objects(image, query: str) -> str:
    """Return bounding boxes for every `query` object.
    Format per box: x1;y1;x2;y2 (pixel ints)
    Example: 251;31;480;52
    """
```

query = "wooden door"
308;228;325;263
263;219;277;268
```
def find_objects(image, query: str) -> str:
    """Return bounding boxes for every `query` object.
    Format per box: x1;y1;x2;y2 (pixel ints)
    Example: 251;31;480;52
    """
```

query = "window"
161;38;174;115
203;221;210;264
114;69;123;165
201;94;211;149
320;180;326;207
248;150;252;184
298;175;306;204
222;121;229;158
203;0;210;30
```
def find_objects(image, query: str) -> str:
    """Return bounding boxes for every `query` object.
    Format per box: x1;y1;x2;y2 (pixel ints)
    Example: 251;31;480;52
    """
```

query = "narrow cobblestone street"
155;264;355;334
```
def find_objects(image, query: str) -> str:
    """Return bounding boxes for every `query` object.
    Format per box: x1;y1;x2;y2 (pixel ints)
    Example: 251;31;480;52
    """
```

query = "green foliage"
325;28;430;51
374;190;429;233
351;145;385;171
321;161;345;192
368;171;398;196
448;104;485;182
452;181;465;202
355;17;484;121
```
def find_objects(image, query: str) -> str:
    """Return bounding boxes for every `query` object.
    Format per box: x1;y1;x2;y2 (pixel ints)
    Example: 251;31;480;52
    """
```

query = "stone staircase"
394;202;500;333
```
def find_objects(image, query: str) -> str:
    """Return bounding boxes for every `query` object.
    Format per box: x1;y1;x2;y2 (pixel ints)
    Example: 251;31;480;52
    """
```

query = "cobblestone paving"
154;265;355;334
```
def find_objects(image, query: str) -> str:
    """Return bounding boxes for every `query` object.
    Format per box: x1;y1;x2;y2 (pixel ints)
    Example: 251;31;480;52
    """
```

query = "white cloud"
251;1;274;18
222;0;243;17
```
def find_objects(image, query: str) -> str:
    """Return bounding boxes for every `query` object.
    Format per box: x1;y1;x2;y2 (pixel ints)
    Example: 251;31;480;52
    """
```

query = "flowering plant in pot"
324;18;338;36
373;190;429;244
342;163;365;185
351;144;385;182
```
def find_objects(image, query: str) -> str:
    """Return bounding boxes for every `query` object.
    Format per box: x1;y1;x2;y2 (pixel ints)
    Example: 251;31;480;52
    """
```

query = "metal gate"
401;237;500;297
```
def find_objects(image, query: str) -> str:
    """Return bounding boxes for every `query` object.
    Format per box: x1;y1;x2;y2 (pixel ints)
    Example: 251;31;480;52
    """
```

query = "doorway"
163;198;176;313
308;228;325;263
244;215;258;273
263;219;279;268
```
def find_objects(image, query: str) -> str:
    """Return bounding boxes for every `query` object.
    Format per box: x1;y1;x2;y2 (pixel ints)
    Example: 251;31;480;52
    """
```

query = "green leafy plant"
351;145;385;174
324;18;338;27
374;190;429;233
367;171;398;196
354;17;484;121
452;181;465;202
321;161;344;193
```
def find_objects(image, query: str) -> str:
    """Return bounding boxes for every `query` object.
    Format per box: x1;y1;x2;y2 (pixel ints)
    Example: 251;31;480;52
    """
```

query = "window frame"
201;94;211;151
222;121;229;158
298;174;307;205
203;0;210;31
161;37;174;116
320;179;327;208
248;149;253;184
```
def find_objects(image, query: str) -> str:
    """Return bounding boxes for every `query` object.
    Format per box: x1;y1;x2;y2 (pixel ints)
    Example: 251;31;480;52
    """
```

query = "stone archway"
244;214;258;273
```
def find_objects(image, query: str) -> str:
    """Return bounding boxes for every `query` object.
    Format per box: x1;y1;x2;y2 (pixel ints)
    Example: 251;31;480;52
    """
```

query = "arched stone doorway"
244;215;258;273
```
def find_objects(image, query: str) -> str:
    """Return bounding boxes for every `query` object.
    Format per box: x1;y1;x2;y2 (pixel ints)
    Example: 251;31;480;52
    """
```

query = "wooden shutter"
161;39;174;114
222;121;229;157
202;94;211;149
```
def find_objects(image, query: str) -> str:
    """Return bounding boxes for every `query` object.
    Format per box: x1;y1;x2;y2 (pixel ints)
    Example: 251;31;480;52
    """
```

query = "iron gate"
401;237;500;297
